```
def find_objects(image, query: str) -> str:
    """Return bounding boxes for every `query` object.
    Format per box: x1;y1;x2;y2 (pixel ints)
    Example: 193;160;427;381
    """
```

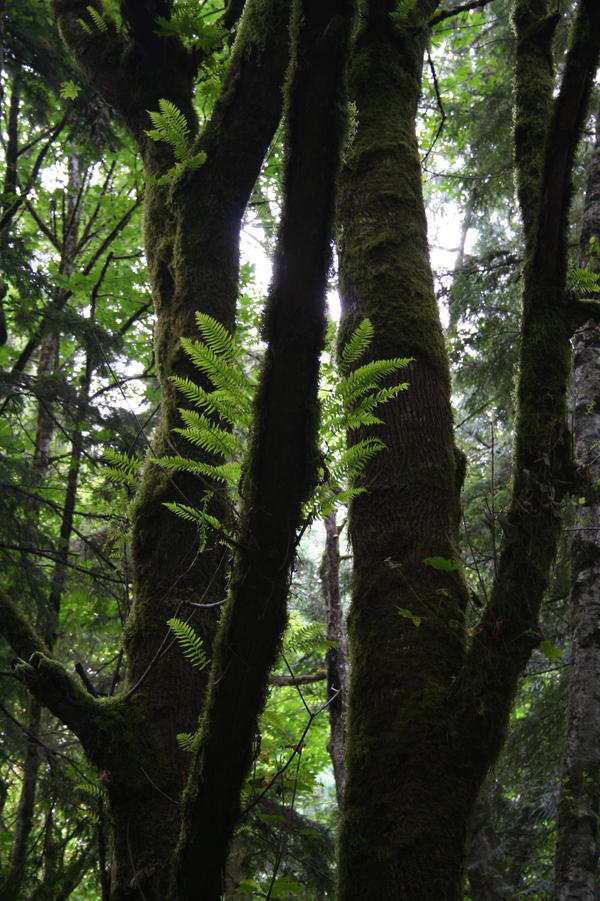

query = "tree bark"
554;111;600;901
171;1;356;895
8;2;293;897
320;511;348;808
336;1;600;898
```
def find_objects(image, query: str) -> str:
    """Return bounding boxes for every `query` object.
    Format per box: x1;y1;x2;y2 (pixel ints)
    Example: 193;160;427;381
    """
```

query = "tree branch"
428;0;495;29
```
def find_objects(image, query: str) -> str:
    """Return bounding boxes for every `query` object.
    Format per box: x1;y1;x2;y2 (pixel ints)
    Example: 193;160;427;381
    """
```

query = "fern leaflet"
167;617;209;670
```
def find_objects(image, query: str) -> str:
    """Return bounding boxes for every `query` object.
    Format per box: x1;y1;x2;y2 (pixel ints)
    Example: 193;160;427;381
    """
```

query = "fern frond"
174;412;243;459
176;732;197;752
340;319;374;370
170;376;250;425
180;337;251;400
86;5;108;31
282;619;335;656
153;455;241;485
344;383;409;430
333;438;386;479
195;312;236;361
340;358;411;406
146;99;191;162
103;449;140;488
167;617;209;670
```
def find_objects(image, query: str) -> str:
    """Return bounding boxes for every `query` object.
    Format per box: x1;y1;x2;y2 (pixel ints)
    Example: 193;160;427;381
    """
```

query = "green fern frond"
340;358;411;406
154;455;241;485
167;617;209;670
340;319;374;370
103;449;140;488
195;312;236;361
333;438;386;479
282;619;335;656
345;383;409;429
146;99;191;162
174;412;243;459
176;732;197;752
390;0;418;23
180;337;251;400
86;5;108;31
170;377;250;426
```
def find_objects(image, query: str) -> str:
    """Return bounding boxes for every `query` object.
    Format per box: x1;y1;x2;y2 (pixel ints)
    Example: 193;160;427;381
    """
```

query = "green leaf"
60;80;81;100
539;640;563;663
340;318;374;370
86;5;107;31
269;875;304;897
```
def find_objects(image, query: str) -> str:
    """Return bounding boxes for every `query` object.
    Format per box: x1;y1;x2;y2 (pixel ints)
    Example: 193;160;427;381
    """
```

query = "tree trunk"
336;1;600;898
171;1;356;895
554;111;600;901
320;511;348;808
336;4;472;896
24;2;293;897
0;701;42;901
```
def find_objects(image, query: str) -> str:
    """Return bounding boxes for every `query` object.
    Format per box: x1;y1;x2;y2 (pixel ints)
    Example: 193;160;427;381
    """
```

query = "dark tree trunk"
554;111;600;901
336;1;600;898
320;511;348;808
171;1;356;895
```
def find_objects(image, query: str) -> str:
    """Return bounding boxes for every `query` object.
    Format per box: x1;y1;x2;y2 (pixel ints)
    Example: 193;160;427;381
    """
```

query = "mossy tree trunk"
336;1;600;899
1;1;291;898
171;1;356;895
554;110;600;901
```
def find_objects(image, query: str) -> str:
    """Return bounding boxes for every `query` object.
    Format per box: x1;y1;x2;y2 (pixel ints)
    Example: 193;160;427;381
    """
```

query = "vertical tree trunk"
320;511;348;807
554;112;600;901
47;3;293;897
0;701;42;901
336;1;600;898
336;3;471;896
172;2;356;895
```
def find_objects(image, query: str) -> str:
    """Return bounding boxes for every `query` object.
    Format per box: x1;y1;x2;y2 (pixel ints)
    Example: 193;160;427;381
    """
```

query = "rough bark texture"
336;1;600;898
336;3;471;897
320;511;348;808
171;1;356;896
554;115;600;901
3;2;293;897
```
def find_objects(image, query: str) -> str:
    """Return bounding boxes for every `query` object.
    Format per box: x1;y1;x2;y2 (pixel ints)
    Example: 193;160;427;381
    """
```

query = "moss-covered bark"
336;1;600;898
336;4;470;896
34;2;292;897
554;112;600;901
171;1;356;896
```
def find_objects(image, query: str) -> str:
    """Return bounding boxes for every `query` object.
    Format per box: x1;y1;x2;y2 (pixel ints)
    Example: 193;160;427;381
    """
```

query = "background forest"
0;0;599;899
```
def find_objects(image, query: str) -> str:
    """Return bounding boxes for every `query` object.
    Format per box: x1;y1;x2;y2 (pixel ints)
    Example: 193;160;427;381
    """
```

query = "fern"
146;99;191;161
86;5;108;31
154;455;241;485
157;314;410;543
313;319;411;517
282;617;336;657
145;100;207;184
167;617;209;670
103;449;140;490
389;0;418;23
339;359;411;405
339;318;374;369
176;732;197;752
173;411;243;459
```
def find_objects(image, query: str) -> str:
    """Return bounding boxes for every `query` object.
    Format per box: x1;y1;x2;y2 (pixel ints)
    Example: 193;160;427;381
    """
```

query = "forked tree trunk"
336;1;600;898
